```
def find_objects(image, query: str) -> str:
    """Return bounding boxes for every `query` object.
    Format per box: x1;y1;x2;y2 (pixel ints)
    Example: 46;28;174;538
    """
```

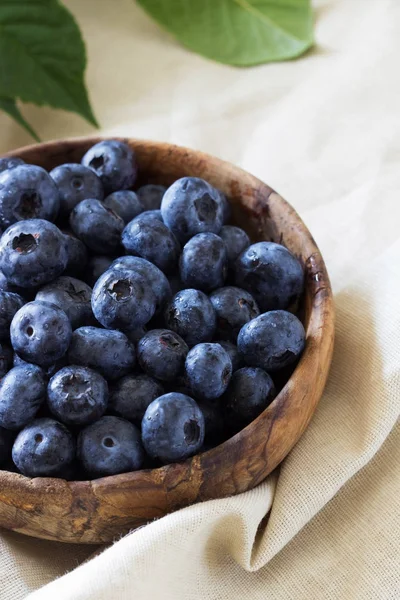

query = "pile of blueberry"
0;140;305;480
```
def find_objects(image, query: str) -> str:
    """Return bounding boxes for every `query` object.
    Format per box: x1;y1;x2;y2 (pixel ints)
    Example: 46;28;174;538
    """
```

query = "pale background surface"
0;0;399;598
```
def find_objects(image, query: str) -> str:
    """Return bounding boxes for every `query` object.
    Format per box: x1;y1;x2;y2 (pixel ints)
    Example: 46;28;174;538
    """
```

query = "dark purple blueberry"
132;209;163;225
68;326;136;381
219;225;250;267
109;374;164;425
137;329;189;382
235;242;304;312
47;366;108;426
92;267;156;331
50;163;104;218
180;233;227;292
209;286;259;341
0;165;60;228
62;231;88;277
12;418;75;477
0;291;25;340
184;343;232;401
196;400;225;443
215;340;242;372
0;219;68;288
103;190;144;223
237;310;305;372
78;415;144;477
36;276;93;329
164;289;216;347
0;365;46;430
122;219;180;274
161;177;225;243
81;140;137;194
142;393;204;463
137;184;166;210
12;353;68;379
69;199;124;255
84;255;113;288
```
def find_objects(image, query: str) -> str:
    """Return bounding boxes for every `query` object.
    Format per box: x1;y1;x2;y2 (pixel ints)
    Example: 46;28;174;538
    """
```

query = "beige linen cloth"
0;0;399;598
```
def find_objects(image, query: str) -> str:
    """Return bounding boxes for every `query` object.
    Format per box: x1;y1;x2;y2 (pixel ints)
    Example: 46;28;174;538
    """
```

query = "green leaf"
0;0;98;127
0;96;40;141
137;0;314;66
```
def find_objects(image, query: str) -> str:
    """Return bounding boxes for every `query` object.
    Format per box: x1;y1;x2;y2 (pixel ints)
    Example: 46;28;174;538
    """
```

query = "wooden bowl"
0;138;334;544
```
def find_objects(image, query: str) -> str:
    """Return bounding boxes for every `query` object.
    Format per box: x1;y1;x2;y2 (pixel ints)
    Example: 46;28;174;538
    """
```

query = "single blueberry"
132;209;163;225
215;340;242;372
0;365;46;430
69;199;124;255
0;342;12;377
50;163;104;218
0;157;24;173
209;286;260;341
110;256;171;315
81;140;137;194
219;225;250;267
62;231;88;277
0;165;60;228
161;177;225;243
36;276;93;330
122;219;180;274
0;426;13;466
0;291;25;340
0;219;68;288
103;190;144;223
47;365;108;426
184;343;232;401
77;415;144;477
109;374;164;425
137;184;166;210
235;242;304;312
222;367;276;429
180;233;227;292
10;301;72;367
137;329;189;382
68;326;136;380
12;418;75;477
92;267;156;331
237;310;306;372
84;255;113;288
164;289;216;347
142;393;204;463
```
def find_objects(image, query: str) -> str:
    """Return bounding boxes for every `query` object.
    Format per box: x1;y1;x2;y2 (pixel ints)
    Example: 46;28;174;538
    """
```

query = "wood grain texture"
0;138;334;543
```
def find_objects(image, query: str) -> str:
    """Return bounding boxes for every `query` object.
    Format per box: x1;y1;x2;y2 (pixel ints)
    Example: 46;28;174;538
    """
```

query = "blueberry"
0;291;25;339
235;242;304;312
223;367;276;429
142;393;204;463
196;400;224;443
0;165;60;228
238;310;305;372
0;426;13;465
0;365;46;430
13;353;68;379
109;374;164;425
10;301;72;366
0;342;12;376
36;276;93;330
47;366;108;426
122;219;180;274
137;184;166;210
125;326;147;344
215;340;242;372
12;418;75;477
180;233;227;292
70;199;124;255
68;326;136;380
167;274;184;296
81;140;137;194
132;209;163;225
184;343;232;401
103;190;144;223
0;219;68;288
219;226;250;267
84;255;113;288
62;231;88;277
78;415;144;477
92;267;156;331
137;329;189;382
50;163;104;218
110;256;171;315
0;157;24;173
164;289;216;347
209;286;259;341
161;177;225;243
